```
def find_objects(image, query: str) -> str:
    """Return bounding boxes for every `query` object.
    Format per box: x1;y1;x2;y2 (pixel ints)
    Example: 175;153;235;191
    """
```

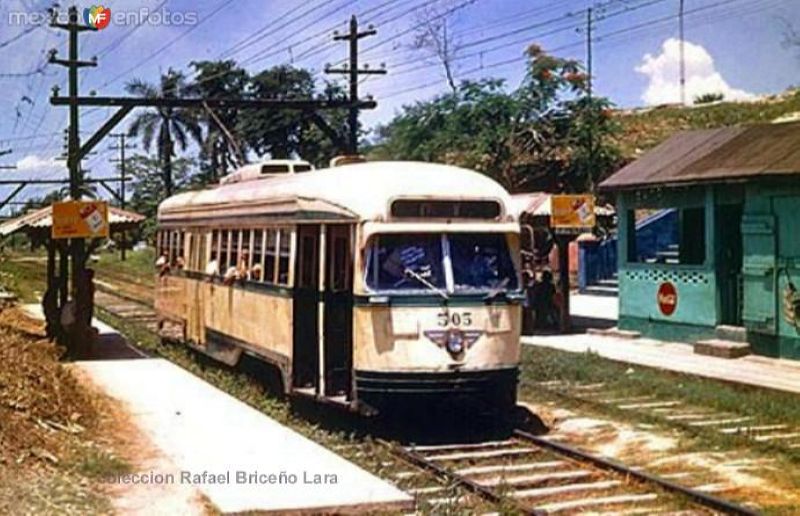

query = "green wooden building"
600;121;800;359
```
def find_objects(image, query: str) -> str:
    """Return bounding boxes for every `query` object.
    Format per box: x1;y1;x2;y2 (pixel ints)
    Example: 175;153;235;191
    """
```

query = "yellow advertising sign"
52;201;110;239
551;194;596;229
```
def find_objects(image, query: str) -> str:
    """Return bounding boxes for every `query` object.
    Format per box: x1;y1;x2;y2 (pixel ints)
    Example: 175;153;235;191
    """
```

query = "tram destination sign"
551;194;596;234
52;201;110;239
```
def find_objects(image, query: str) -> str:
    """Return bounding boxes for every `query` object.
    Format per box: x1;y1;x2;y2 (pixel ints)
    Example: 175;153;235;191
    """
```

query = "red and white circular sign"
657;282;678;316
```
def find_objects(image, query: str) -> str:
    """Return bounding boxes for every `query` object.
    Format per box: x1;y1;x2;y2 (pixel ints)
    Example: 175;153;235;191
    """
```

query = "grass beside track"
519;346;800;456
518;346;800;514
5;251;800;512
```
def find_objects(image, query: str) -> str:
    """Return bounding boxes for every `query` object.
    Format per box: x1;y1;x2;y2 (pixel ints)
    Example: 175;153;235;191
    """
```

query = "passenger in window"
237;249;251;280
250;263;263;281
223;266;239;285
205;257;219;277
155;252;170;277
175;255;185;270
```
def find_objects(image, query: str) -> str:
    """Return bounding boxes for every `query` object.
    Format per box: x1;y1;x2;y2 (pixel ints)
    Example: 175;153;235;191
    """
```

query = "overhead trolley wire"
375;0;744;100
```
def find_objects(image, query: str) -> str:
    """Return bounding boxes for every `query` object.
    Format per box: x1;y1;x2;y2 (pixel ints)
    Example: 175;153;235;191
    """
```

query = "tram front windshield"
365;233;518;293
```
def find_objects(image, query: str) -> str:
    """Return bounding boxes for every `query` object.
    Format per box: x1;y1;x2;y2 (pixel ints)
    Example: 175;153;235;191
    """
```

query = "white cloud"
16;154;58;171
636;38;753;105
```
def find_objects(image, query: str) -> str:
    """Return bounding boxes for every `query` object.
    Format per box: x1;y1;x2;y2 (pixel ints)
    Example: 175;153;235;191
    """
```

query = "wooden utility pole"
326;16;386;154
586;7;595;187
679;0;686;105
43;9;383;355
109;133;135;261
49;6;97;354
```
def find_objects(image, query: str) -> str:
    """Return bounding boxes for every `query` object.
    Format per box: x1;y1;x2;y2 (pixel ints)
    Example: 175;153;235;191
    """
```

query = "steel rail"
513;429;760;516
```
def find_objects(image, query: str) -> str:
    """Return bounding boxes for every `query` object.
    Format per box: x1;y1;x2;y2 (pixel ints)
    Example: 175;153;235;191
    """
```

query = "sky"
0;0;798;208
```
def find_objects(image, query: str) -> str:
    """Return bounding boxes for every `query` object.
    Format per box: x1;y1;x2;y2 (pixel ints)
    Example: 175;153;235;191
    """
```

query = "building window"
627;207;706;265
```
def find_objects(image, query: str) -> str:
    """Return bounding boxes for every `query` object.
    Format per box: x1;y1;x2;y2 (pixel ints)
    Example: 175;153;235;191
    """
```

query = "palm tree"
125;69;202;197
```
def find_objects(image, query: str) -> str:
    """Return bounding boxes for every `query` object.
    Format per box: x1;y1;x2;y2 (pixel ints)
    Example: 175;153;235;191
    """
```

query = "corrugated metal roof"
600;121;800;190
0;204;145;237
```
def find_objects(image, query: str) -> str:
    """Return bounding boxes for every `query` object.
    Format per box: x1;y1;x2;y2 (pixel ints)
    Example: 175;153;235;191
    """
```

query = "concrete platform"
21;304;147;360
19;304;412;513
522;333;800;395
76;358;412;514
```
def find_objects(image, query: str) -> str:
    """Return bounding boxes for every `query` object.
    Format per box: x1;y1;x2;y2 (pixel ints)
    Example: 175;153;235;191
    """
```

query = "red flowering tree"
373;44;622;194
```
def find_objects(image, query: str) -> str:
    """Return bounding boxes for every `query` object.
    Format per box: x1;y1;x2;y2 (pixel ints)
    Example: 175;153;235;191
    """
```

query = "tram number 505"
437;311;472;327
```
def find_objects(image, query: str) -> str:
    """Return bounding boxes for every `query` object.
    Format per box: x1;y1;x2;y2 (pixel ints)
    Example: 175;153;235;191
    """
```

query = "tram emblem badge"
424;328;483;356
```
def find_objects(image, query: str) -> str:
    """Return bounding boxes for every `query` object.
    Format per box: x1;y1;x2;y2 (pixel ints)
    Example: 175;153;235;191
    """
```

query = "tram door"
324;225;354;397
293;225;320;389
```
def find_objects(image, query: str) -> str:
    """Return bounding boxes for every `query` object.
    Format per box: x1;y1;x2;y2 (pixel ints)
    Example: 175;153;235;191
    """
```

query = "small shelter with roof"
0;203;144;245
600;121;800;359
0;202;144;344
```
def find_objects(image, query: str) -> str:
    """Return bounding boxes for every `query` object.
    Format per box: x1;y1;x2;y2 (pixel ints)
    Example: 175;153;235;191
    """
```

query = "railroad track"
94;284;159;335
385;430;759;515
88;279;760;515
527;379;800;455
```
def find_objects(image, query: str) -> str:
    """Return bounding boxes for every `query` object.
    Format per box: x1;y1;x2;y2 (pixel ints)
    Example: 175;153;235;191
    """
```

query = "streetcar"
154;159;524;417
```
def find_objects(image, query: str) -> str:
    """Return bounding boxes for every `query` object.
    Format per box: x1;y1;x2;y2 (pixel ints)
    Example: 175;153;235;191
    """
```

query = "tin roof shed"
600;121;800;191
0;204;144;238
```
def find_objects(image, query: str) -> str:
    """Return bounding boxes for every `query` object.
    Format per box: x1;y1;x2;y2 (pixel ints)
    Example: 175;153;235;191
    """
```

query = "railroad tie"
718;424;788;434
456;460;567;476
536;493;659;513
511;479;621;499
424;447;537;462
617;401;682;410
688;417;753;427
477;469;594;488
410;440;513;453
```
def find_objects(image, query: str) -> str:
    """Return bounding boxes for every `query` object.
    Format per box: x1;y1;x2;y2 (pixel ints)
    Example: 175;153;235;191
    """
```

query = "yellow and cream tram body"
155;160;523;416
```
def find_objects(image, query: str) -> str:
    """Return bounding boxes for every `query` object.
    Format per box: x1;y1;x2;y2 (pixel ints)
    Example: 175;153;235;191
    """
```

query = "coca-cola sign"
657;282;678;316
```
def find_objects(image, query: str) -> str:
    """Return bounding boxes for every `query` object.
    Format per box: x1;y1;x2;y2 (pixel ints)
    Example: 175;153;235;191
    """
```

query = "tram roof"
159;161;514;222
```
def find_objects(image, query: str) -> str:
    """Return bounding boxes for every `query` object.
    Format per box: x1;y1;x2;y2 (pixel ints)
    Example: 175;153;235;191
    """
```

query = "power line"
237;0;362;66
94;0;170;58
376;0;749;100
218;0;335;59
95;0;239;91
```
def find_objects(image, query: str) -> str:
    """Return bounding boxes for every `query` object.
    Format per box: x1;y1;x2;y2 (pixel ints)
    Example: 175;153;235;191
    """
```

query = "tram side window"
627;207;706;265
170;231;182;266
240;229;252;275
251;229;264;281
277;228;291;285
219;230;230;271
156;231;164;257
229;230;240;270
207;230;221;276
264;229;278;283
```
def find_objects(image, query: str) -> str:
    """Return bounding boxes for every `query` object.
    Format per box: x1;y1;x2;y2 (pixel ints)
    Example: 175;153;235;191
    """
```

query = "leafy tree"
125;69;203;198
372;44;621;194
126;155;195;241
238;65;317;160
188;60;249;183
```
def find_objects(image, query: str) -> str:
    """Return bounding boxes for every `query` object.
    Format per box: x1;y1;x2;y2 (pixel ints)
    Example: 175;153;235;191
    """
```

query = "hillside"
614;88;800;160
